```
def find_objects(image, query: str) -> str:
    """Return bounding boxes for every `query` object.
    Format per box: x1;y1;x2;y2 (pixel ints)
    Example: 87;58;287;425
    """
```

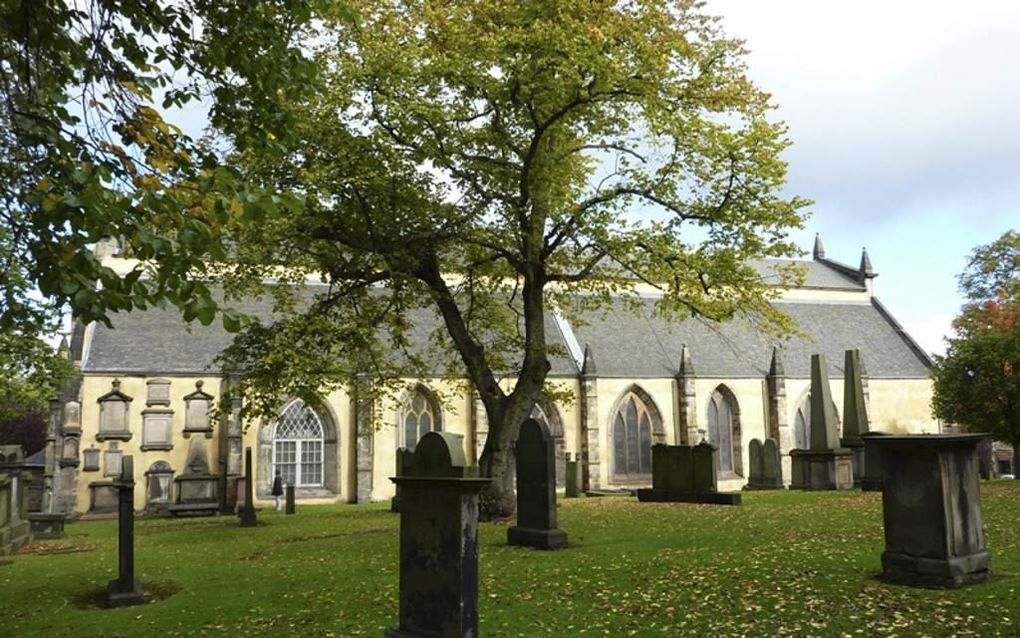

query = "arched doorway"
257;398;339;497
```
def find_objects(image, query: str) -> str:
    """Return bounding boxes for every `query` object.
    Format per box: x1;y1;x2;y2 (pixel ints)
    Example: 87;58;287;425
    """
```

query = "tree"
932;230;1020;476
214;0;808;518
0;0;345;335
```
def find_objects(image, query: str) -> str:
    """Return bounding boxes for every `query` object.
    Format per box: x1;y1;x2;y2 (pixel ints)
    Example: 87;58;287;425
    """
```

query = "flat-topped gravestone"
637;442;741;505
790;354;854;491
107;456;144;607
860;432;888;491
564;453;581;498
388;432;489;638
239;447;257;527
745;438;783;490
508;418;568;550
874;433;990;588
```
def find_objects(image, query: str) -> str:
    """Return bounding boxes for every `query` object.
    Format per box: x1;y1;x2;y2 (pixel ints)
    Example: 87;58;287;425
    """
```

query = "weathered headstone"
874;433;990;587
564;453;581;498
745;438;784;490
390;447;411;513
238;448;257;527
0;446;32;554
285;484;296;515
790;354;854;491
107;456;144;607
637;442;740;505
508;418;568;550
388;432;489;638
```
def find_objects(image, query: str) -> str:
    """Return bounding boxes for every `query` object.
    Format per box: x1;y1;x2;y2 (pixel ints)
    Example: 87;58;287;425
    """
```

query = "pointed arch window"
402;388;441;451
528;398;566;487
793;392;841;450
612;391;659;478
273;400;324;487
707;389;736;472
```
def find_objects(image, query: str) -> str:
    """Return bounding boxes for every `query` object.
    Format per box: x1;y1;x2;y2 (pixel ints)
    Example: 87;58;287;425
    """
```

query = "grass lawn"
2;482;1019;637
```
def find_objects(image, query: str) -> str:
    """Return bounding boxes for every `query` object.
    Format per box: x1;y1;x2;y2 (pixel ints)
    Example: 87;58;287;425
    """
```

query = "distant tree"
0;330;73;420
215;0;808;518
0;409;47;456
932;230;1020;476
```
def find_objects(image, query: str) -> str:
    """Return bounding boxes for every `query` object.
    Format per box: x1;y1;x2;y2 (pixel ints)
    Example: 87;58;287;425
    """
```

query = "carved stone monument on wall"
507;418;568;550
169;437;219;516
388;432;489;638
790;354;854;491
874;433;990;588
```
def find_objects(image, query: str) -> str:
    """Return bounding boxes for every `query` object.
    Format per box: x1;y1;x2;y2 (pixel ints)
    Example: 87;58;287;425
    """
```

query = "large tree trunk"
476;395;536;520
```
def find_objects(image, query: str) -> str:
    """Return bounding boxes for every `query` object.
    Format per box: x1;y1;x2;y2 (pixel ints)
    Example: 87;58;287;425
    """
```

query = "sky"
706;0;1020;356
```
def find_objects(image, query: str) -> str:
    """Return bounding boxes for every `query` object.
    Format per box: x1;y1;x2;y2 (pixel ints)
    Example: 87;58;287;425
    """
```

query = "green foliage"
214;0;807;443
932;231;1020;454
2;487;1020;636
0;328;73;419
0;0;348;333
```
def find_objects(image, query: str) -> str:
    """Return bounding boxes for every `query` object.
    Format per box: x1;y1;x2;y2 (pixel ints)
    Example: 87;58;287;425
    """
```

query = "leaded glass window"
402;389;440;451
708;390;735;472
272;400;325;487
612;392;655;478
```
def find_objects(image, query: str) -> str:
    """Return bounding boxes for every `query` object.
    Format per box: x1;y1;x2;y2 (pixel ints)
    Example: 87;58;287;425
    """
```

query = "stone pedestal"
790;449;854;490
507;419;568;550
285;484;296;515
564;454;582;498
840;437;865;487
388;432;489;638
27;512;66;539
169;438;219;517
875;433;990;588
860;432;888;491
107;456;144;607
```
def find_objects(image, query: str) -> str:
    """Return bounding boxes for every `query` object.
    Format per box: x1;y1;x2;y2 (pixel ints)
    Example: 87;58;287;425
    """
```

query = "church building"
47;236;937;516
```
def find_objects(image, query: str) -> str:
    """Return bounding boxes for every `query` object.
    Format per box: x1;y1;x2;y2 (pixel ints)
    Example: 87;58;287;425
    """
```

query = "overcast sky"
707;0;1019;356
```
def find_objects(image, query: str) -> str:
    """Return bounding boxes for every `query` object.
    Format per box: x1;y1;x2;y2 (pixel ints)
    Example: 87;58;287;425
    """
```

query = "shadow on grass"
71;580;182;611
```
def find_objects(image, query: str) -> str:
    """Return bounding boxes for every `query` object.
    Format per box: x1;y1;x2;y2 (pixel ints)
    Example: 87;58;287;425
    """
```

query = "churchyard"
2;481;1018;637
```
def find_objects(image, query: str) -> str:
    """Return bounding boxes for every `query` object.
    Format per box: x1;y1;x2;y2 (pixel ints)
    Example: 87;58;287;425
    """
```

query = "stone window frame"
707;384;743;477
272;399;326;487
182;380;215;438
608;385;666;484
256;397;340;498
96;379;133;442
398;384;444;451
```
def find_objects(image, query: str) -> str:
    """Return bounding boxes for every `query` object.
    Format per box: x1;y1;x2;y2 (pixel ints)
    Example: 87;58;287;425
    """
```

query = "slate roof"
569;296;931;379
81;259;929;380
82;286;580;377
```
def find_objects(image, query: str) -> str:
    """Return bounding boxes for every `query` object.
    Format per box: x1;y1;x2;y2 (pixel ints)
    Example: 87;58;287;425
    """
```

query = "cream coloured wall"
78;374;224;512
867;379;938;434
694;377;769;479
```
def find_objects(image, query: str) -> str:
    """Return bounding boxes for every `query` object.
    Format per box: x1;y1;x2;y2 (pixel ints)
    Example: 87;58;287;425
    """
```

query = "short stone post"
107;456;144;607
564;453;581;498
508;418;568;550
238;447;257;527
390;447;410;513
388;432;489;638
874;433;990;587
285;484;296;515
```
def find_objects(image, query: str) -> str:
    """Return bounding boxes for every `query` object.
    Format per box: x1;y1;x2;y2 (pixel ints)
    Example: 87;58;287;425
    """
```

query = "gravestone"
390;447;411;513
745;438;784;490
107;455;144;607
285;484;296;515
637;442;741;505
507;418;568;550
0;446;32;554
874;433;990;588
564;453;581;498
239;447;257;527
860;432;888;491
388;432;489;638
790;354;854;491
840;349;870;485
